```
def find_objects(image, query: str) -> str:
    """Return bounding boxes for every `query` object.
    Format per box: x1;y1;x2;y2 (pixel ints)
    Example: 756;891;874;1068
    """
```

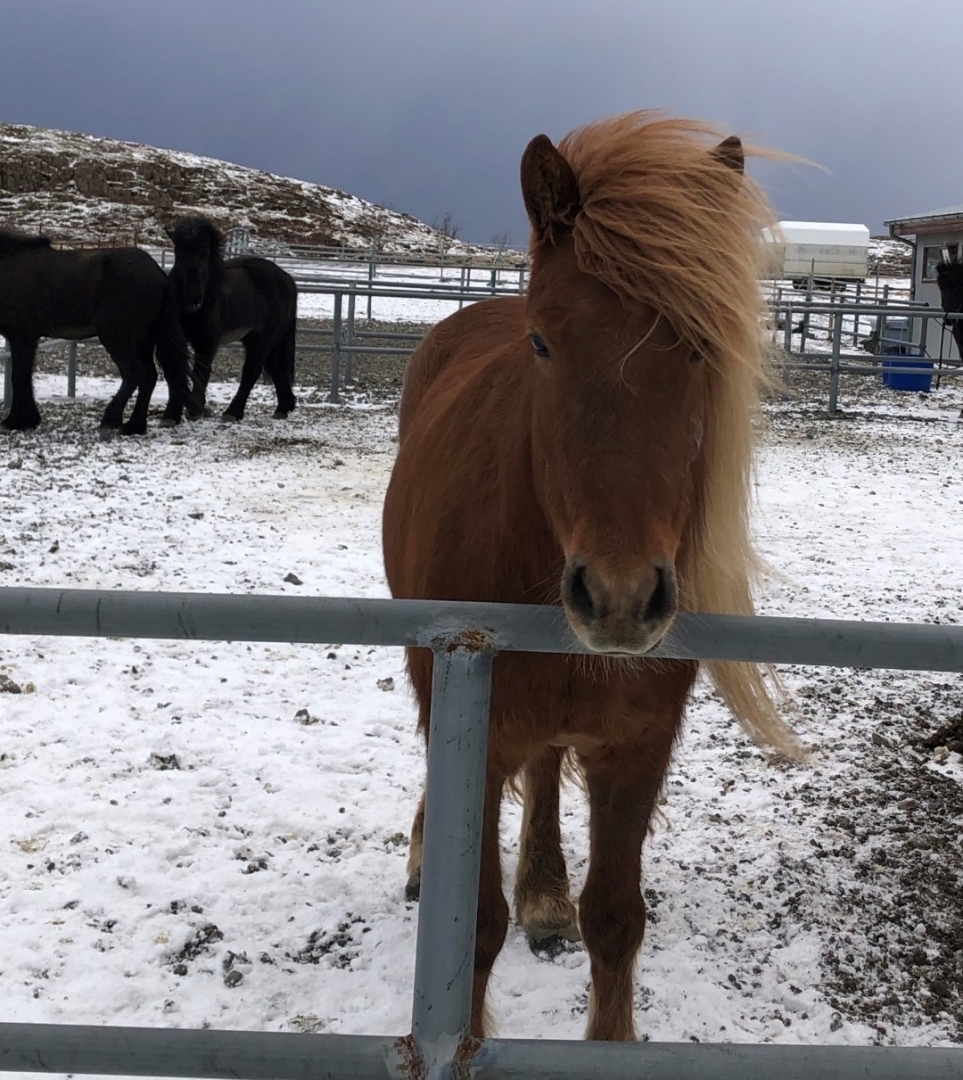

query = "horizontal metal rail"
2;1022;962;1079
2;587;963;671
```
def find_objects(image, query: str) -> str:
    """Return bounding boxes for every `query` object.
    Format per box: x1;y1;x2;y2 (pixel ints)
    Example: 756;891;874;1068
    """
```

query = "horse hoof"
158;417;180;428
528;933;581;959
98;426;117;441
220;412;241;424
120;424;146;437
525;918;581;946
2;417;39;432
272;409;290;420
404;874;421;902
517;896;581;949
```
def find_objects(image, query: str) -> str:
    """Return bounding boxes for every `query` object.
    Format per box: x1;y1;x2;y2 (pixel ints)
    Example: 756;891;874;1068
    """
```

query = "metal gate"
2;586;963;1079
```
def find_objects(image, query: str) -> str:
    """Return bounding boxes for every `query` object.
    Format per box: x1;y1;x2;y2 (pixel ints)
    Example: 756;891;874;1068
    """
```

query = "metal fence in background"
4;273;961;413
2;587;963;1078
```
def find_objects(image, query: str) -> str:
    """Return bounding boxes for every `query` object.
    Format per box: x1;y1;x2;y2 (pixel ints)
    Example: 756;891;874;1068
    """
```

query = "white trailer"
761;221;870;289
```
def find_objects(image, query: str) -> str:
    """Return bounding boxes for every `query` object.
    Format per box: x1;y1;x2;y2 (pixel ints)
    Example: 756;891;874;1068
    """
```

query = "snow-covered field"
2;362;963;1074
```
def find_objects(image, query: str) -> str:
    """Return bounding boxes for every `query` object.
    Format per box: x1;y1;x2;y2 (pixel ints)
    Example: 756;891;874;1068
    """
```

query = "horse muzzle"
560;556;678;655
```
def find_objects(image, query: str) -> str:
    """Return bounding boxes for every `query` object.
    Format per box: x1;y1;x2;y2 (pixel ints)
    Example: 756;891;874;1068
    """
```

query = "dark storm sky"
1;0;961;244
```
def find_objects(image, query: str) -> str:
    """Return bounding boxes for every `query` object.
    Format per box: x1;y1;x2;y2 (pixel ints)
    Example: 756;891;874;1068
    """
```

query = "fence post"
784;300;793;355
67;343;77;400
328;292;343;404
852;281;862;346
800;272;813;352
410;644;493;1061
917;305;930;358
828;306;843;413
459;266;466;311
367;245;375;320
344;293;356;386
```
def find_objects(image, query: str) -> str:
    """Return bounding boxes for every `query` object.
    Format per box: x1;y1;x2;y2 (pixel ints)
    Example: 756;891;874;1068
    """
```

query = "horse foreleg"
223;338;269;422
579;729;676;1041
514;745;580;947
189;350;217;419
1;337;41;431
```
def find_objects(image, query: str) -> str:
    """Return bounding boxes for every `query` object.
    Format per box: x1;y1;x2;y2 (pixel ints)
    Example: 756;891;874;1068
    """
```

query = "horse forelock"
171;216;224;258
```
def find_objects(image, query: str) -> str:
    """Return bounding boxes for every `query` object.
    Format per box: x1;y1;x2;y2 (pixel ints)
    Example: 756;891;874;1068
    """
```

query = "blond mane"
557;111;803;759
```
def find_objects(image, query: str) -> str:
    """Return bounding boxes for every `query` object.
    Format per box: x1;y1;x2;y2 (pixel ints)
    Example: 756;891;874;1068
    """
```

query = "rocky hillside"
0;121;487;257
868;236;913;277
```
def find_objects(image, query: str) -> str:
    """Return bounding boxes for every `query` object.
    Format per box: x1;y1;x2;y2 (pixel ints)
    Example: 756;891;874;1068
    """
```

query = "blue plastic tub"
881;354;933;393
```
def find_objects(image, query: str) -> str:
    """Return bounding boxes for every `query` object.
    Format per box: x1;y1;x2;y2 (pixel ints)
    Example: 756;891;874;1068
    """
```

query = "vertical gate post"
345;293;356;386
67;343;78;400
408;642;493;1070
828;305;843;413
328;292;343;404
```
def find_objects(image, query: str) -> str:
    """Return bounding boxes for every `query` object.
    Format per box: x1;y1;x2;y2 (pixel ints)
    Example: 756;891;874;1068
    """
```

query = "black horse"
165;218;297;422
0;229;192;434
936;257;963;359
936;258;963;418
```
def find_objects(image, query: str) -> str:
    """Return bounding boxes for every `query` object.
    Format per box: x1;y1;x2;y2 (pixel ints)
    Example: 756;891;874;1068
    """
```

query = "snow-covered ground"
2;364;963;1076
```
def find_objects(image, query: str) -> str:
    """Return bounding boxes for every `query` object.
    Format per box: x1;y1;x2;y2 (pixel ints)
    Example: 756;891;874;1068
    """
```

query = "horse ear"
521;134;580;245
711;135;744;175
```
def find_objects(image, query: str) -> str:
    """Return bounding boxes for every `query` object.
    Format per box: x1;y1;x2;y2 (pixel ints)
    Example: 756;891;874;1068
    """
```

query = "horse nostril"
563;562;595;623
642;564;676;625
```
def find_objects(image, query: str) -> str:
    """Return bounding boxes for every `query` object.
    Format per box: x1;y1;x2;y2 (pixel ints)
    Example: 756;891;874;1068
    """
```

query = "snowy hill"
0;121;491;257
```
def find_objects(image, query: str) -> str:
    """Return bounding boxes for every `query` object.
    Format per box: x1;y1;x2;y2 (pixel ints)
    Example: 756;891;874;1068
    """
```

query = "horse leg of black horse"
99;339;143;433
223;333;270;422
265;322;297;419
1;335;42;431
190;349;218;419
120;339;159;436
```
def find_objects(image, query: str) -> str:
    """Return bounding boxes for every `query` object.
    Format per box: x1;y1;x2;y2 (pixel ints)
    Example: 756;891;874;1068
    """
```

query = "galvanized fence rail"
770;301;963;413
2;586;963;1078
7;264;958;414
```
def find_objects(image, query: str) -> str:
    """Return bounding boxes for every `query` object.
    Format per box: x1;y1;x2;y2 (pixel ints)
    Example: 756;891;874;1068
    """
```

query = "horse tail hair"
153;280;198;414
706;659;808;762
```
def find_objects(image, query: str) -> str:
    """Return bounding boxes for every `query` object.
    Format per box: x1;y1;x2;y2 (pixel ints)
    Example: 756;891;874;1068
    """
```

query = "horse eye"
530;333;551;359
690;341;707;363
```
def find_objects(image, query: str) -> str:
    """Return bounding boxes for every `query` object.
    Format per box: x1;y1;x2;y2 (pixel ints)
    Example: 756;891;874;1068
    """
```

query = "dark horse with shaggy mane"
384;112;804;1042
936;257;963;413
164;217;297;423
0;229;193;434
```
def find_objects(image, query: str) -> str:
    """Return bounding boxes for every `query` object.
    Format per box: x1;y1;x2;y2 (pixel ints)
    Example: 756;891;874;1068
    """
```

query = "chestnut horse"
382;112;802;1042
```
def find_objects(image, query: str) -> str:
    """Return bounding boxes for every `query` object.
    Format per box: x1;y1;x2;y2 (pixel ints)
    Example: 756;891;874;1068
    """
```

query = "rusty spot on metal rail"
390;1034;425;1080
432;627;496;654
388;1032;483;1080
451;1033;483;1079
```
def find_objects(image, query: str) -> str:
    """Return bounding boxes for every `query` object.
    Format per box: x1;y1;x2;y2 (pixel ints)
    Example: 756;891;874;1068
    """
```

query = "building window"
922;243;961;282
